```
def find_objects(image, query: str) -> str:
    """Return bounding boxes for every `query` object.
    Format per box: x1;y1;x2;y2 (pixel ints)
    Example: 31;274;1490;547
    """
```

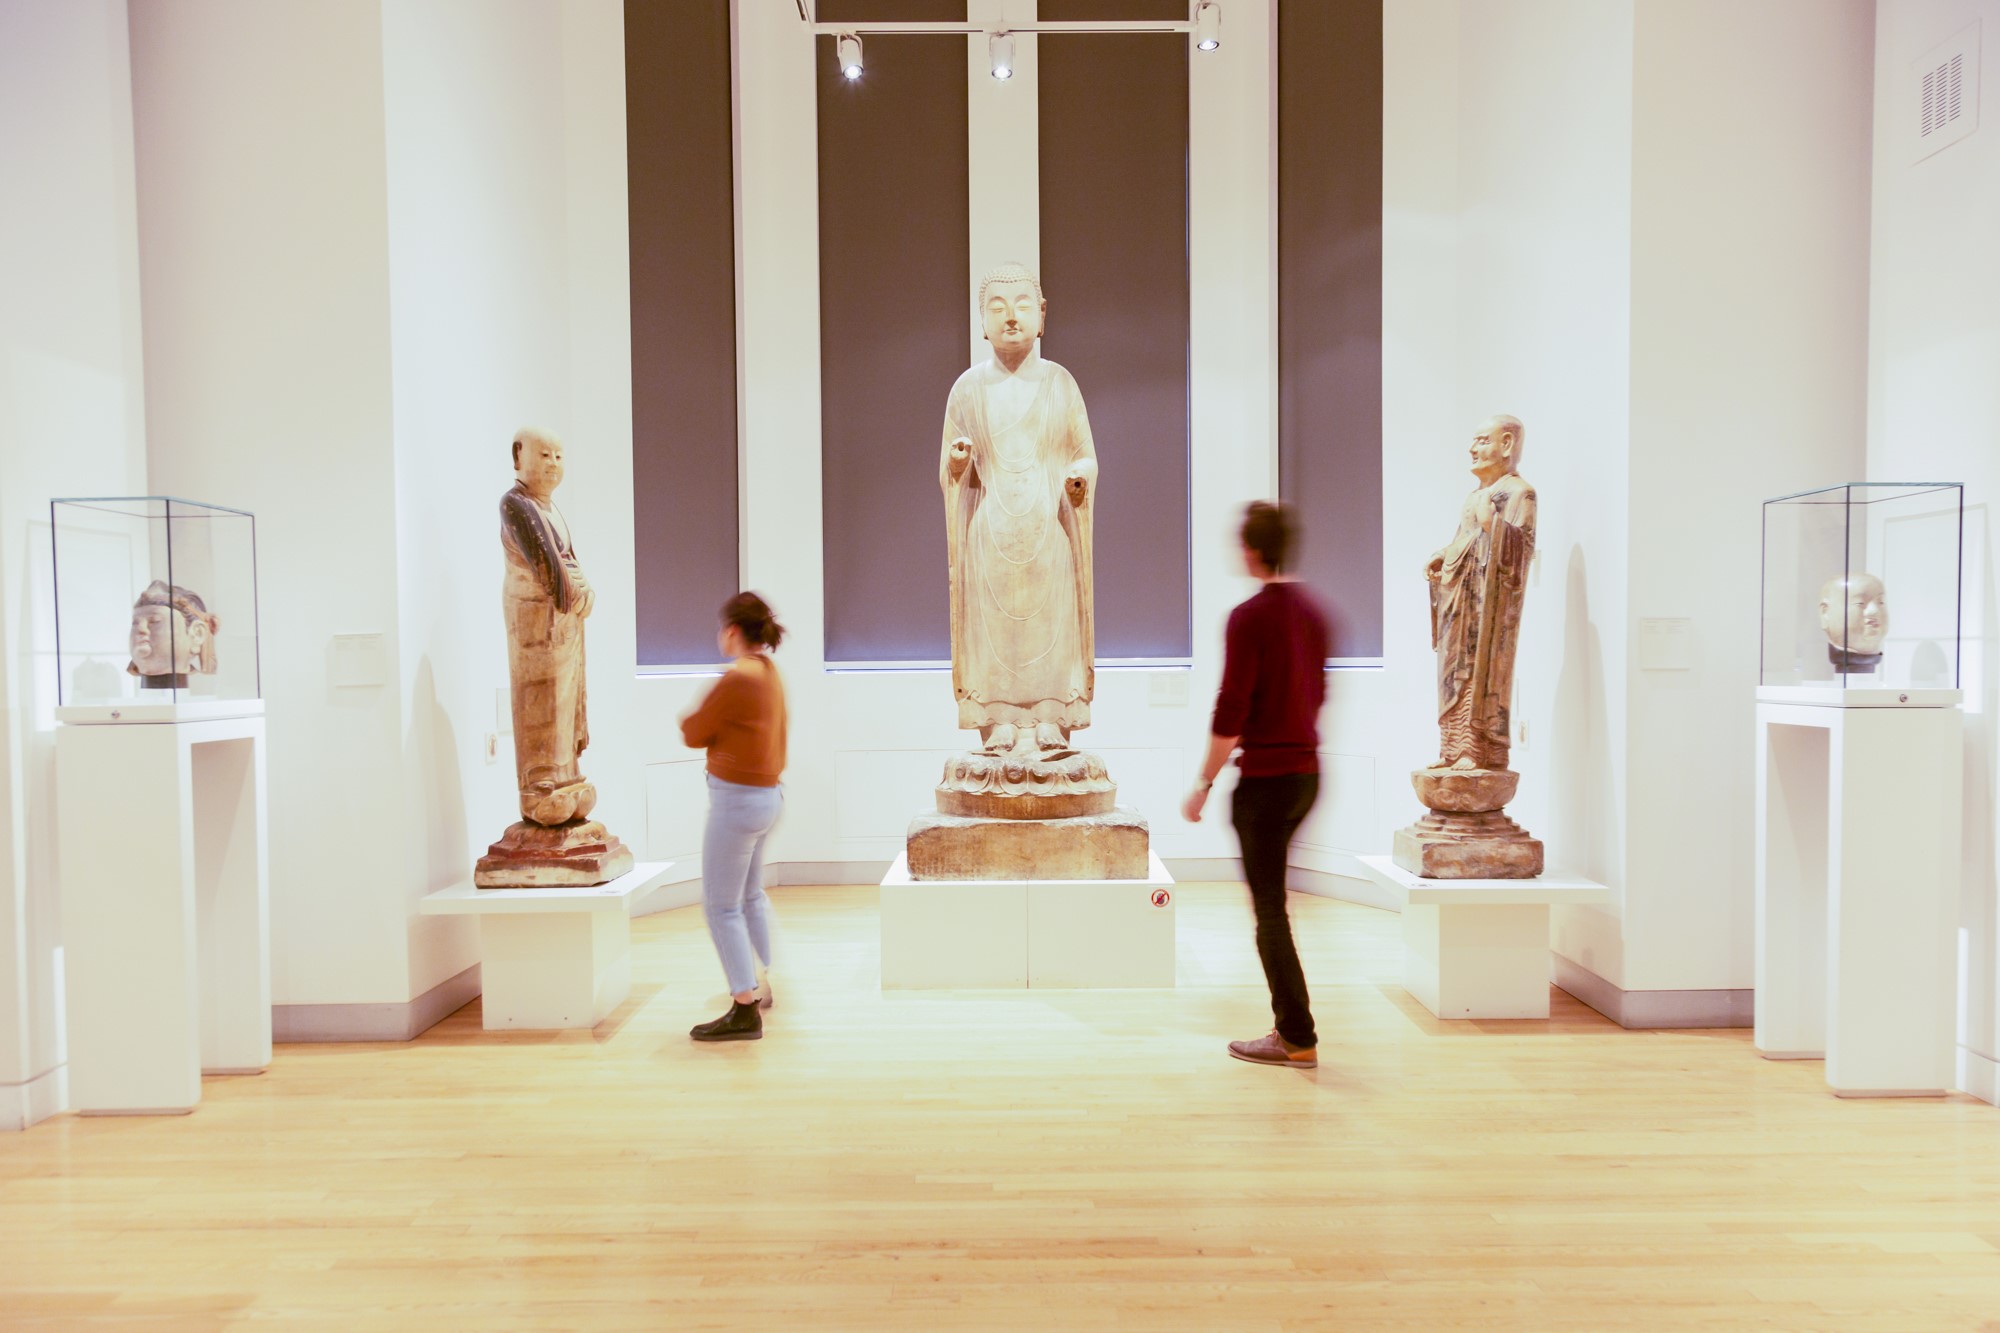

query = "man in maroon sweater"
1182;502;1328;1069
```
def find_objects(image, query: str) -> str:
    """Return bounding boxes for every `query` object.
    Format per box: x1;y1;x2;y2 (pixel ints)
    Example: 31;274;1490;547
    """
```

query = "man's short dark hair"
1240;501;1295;573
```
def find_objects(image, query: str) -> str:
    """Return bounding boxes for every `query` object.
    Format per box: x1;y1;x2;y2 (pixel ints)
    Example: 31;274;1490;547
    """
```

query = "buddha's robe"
500;482;590;816
940;355;1097;733
1430;474;1536;770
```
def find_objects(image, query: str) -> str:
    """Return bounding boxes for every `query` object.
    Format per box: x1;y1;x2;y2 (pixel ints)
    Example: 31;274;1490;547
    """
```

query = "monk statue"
1818;571;1888;673
907;263;1147;881
1394;415;1544;879
941;261;1097;755
474;428;633;888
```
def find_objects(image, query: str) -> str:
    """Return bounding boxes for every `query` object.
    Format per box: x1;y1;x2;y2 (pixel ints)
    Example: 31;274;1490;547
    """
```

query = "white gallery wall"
1867;0;2000;1101
0;0;150;1129
9;0;1971;1120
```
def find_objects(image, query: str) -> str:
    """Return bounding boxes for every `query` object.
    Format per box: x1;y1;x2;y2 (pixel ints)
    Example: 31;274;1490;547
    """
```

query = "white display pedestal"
419;862;675;1030
56;708;270;1115
880;852;1176;989
1357;856;1610;1020
1754;691;1962;1096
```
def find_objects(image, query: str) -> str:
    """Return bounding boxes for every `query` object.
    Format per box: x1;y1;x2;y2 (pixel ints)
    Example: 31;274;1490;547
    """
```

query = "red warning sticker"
1150;888;1172;908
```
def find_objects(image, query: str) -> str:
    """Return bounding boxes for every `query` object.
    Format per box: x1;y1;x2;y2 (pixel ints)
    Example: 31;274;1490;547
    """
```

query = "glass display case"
1760;482;1962;703
50;497;261;720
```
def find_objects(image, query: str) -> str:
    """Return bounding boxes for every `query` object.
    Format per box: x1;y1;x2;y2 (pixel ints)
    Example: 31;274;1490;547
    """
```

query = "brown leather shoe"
1228;1031;1317;1069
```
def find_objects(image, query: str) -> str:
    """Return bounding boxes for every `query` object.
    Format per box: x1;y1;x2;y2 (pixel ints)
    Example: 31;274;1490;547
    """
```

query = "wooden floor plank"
4;884;1999;1331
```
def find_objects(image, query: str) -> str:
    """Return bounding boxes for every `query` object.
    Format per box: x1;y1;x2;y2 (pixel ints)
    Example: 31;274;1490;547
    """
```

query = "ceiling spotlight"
837;32;863;81
989;30;1015;81
1194;0;1220;52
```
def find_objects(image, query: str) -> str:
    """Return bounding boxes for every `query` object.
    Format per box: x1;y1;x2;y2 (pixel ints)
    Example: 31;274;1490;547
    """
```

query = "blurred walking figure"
1182;503;1329;1069
679;592;789;1042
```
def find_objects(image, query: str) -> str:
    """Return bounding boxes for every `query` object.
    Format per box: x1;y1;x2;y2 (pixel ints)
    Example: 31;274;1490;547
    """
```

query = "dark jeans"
1231;771;1321;1049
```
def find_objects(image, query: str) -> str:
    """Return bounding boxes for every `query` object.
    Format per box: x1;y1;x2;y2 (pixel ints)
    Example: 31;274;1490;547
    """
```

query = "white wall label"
329;633;387;687
1638;618;1695;671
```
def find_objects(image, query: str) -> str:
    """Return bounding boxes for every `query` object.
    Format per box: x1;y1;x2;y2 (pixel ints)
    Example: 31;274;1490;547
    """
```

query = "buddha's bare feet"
1035;722;1066;752
984;723;1018;755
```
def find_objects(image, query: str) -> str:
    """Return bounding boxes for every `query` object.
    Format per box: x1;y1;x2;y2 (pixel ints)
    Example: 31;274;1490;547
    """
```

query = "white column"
967;0;1038;363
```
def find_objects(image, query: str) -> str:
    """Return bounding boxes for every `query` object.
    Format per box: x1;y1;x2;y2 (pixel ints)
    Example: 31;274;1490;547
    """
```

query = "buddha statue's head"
978;262;1045;362
1819;571;1889;656
1469;415;1525;486
127;581;219;679
513;427;566;499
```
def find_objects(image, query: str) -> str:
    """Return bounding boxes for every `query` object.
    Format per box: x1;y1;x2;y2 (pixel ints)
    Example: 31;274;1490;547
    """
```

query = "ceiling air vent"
1914;21;1980;162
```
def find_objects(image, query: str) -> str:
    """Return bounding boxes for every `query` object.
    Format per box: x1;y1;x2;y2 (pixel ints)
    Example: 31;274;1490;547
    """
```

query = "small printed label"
1150;888;1172;909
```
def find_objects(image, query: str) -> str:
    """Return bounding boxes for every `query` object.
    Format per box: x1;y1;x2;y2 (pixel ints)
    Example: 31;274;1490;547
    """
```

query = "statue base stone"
1393;767;1543;880
475;817;635;889
907;808;1150;881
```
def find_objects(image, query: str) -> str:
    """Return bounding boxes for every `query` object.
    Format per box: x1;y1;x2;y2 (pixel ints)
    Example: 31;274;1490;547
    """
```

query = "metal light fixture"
989;30;1014;81
1194;0;1220;52
837;32;863;80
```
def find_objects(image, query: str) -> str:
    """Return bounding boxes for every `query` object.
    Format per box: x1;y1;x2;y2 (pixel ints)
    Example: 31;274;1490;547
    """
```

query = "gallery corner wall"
1867;0;2000;1103
0;0;150;1130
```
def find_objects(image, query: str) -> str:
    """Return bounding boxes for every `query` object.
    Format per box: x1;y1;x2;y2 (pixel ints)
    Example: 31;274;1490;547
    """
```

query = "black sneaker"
690;1000;763;1042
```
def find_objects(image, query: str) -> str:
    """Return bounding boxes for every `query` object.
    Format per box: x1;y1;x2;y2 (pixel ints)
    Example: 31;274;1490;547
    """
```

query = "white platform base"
57;698;267;725
880;852;1176;989
419;862;674;1030
57;713;271;1115
1357;856;1610;1020
1755;700;1961;1097
1753;684;1961;710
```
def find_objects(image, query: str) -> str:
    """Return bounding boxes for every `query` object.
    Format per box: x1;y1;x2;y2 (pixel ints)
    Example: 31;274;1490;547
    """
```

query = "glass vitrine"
1759;482;1961;700
50;497;261;717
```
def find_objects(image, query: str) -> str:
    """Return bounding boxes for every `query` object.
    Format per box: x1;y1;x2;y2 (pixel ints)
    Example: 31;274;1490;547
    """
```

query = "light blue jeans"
702;773;783;996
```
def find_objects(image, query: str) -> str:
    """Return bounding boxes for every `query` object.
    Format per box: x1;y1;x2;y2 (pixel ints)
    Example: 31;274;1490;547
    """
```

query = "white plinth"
57;698;267;726
1357;857;1610;1020
1755;699;1962;1096
57;713;271;1115
880;852;1176;989
419;862;674;1030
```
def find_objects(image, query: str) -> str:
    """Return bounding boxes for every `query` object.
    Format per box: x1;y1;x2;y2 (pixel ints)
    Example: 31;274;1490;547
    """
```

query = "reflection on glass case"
51;497;261;717
1760;482;1962;699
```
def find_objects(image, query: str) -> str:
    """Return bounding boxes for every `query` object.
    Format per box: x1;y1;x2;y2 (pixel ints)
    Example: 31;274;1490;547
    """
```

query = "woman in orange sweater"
678;592;789;1042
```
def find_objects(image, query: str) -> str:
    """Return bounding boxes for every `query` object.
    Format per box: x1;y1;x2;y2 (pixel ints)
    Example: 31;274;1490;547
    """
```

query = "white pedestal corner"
419;862;674;1030
880;852;1176;989
57;712;271;1115
1357;857;1610;1020
1755;697;1962;1097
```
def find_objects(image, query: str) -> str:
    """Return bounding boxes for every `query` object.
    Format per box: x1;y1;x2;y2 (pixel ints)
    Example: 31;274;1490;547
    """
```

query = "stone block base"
475;818;635;888
906;807;1150;881
1393;809;1544;880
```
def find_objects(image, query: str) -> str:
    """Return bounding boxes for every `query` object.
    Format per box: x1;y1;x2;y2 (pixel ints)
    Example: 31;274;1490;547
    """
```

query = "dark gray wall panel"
1038;0;1193;660
1278;0;1384;659
627;0;738;666
817;1;969;663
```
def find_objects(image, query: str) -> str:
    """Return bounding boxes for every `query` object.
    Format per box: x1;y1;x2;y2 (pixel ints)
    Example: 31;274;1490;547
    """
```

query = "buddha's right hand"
948;438;973;478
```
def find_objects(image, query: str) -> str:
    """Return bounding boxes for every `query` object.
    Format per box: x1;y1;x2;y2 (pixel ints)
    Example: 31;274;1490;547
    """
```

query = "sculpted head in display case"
126;581;218;688
1818;571;1888;670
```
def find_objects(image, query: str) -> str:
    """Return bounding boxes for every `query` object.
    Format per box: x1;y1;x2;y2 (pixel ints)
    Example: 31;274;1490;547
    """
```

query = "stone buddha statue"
1394;415;1544;879
126;580;218;689
907;263;1145;880
1818;571;1888;673
474;428;632;888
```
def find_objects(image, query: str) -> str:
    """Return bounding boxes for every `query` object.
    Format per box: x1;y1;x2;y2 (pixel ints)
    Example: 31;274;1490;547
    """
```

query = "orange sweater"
680;655;787;787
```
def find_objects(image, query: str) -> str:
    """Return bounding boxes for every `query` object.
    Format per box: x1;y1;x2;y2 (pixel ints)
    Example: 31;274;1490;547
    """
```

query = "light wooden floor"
5;885;2000;1332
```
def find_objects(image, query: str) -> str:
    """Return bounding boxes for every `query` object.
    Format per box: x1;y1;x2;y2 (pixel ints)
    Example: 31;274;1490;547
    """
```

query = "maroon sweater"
1212;581;1329;778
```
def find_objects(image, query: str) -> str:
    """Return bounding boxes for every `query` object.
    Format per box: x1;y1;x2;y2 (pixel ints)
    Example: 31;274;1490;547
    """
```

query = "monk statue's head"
978;262;1045;361
513;427;566;498
1819;571;1889;656
1469;415;1524;485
